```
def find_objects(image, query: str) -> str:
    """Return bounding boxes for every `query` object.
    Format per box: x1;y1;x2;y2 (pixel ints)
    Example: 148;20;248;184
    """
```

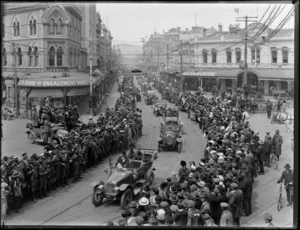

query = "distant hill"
115;44;143;58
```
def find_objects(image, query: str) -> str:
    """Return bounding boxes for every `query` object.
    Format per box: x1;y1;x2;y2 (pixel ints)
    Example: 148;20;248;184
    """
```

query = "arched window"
13;22;17;36
33;19;37;35
49;47;55;66
235;48;241;63
251;46;260;64
29;20;33;35
17;21;20;36
212;49;217;63
17;47;22;66
69;48;72;66
226;48;232;63
57;46;63;66
50;18;55;34
28;47;32;66
202;49;207;63
56;19;62;34
2;48;7;66
34;47;39;66
271;47;277;63
282;47;288;63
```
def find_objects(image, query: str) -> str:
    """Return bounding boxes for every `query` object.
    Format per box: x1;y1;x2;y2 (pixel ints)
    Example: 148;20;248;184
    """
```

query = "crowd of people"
1;75;143;220
109;75;292;227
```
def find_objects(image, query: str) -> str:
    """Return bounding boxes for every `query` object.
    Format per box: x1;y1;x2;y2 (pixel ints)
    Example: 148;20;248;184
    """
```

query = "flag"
234;8;239;14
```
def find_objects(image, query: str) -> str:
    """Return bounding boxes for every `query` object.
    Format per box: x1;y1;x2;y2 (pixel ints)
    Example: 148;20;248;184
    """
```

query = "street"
2;77;294;227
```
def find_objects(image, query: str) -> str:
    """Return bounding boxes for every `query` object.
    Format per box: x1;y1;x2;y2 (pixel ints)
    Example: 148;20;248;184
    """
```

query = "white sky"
96;2;295;46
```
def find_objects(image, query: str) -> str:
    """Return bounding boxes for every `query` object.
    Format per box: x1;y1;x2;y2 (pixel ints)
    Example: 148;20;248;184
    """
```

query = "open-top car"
91;149;158;209
152;100;167;116
145;90;157;105
158;116;183;153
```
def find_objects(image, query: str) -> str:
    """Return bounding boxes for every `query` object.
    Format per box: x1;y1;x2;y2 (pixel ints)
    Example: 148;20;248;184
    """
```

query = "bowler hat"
230;183;238;189
264;213;273;220
284;164;291;169
220;202;229;208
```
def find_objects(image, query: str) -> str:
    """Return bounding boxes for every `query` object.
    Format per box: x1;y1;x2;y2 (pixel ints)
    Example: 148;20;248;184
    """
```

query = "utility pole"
236;15;257;87
89;38;93;116
157;44;160;72
12;42;19;115
166;44;169;70
179;40;183;91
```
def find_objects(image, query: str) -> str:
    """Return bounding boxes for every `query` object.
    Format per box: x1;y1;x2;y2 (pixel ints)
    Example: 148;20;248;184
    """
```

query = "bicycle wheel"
270;154;278;169
277;194;283;211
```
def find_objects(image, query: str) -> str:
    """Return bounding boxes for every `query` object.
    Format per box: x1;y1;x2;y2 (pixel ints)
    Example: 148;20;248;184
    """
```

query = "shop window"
33;19;37;35
226;49;231;63
2;48;7;66
235;48;241;63
50;18;55;34
56;19;62;34
271;47;277;63
281;81;288;90
28;47;32;66
17;47;22;66
202;50;207;63
57;46;63;66
49;46;55;66
282;47;288;63
34;47;38;66
212;49;217;63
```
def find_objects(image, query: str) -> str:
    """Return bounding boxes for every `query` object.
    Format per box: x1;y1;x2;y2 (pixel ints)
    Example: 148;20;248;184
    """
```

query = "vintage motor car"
271;111;292;124
26;122;68;145
152;100;167;116
158;117;183;153
91;149;158;209
145;90;157;105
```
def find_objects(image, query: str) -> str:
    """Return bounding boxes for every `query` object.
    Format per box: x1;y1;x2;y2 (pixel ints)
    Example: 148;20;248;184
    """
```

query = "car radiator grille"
105;183;115;194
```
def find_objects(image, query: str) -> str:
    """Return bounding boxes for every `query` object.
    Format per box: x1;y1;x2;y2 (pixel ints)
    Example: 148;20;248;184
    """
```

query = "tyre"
277;195;283;211
92;188;104;207
270;154;278;169
120;189;133;210
28;133;35;144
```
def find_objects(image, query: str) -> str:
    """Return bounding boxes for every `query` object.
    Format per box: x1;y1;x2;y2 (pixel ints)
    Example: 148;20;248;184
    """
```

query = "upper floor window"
212;49;217;63
57;46;63;66
29;20;33;35
50;18;55;34
34;47;39;66
56;19;62;34
16;22;20;36
282;47;288;63
33;19;36;35
251;47;260;64
17;47;22;66
235;48;241;63
2;48;7;66
202;49;207;63
13;21;19;36
49;47;55;66
28;47;32;66
271;47;277;63
226;49;232;63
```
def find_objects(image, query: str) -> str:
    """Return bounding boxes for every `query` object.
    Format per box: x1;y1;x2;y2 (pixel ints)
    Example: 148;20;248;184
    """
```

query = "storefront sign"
183;71;216;76
18;79;90;87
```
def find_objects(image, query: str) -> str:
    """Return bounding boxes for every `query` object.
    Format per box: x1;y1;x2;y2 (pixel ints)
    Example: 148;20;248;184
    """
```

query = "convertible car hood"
107;169;132;184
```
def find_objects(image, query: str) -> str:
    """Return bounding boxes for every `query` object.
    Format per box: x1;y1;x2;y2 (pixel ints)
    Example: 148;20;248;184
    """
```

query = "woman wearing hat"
277;163;293;206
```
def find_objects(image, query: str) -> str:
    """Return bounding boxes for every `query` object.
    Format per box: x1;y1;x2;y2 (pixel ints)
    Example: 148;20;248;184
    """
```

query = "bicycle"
277;182;284;211
270;152;278;170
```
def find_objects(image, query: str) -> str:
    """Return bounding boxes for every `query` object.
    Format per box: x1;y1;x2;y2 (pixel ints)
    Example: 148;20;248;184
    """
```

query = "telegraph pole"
157;44;160;72
179;40;183;91
236;15;257;87
12;42;19;115
166;44;169;70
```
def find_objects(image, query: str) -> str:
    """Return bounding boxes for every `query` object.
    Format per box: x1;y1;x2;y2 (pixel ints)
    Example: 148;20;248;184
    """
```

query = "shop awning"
257;69;294;80
67;87;89;96
28;89;64;98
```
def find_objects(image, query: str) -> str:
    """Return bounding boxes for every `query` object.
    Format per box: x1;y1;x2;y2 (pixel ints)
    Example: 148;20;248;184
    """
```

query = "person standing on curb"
272;130;283;161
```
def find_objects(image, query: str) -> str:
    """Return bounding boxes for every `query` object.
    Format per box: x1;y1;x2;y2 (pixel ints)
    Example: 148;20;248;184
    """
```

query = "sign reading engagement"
18;79;90;87
183;71;216;76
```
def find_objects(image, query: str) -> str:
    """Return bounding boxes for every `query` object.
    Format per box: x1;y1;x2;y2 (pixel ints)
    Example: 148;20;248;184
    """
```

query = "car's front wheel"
92;188;104;207
120;189;133;210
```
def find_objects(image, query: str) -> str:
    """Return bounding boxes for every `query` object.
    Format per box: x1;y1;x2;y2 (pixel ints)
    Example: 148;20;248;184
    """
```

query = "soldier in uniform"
38;156;49;198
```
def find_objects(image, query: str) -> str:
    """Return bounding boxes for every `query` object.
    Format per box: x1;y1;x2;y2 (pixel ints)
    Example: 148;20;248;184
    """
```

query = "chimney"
218;23;223;32
203;28;207;37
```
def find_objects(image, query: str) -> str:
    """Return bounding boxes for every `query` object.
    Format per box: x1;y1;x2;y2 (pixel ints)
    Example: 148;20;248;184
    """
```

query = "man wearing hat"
202;213;218;226
263;212;274;227
173;202;188;226
178;161;190;183
264;133;273;167
210;185;228;225
277;163;293;206
257;140;265;175
227;183;242;226
272;130;283;161
186;200;201;226
219;202;234;226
